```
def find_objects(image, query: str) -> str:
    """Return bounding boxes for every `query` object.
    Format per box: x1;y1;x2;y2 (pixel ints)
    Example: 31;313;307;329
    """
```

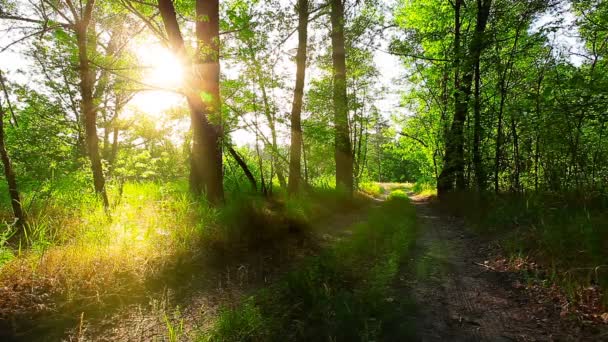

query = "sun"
128;41;186;116
136;43;185;90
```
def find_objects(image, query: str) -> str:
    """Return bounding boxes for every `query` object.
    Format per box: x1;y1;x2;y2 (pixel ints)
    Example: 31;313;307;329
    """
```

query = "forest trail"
400;195;604;341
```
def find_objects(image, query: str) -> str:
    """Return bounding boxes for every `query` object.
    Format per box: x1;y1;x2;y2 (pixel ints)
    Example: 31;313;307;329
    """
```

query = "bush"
412;182;436;196
441;192;608;305
359;182;385;197
388;189;408;199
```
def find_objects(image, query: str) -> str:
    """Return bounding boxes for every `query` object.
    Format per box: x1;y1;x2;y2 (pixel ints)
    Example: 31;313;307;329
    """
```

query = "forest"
0;0;607;340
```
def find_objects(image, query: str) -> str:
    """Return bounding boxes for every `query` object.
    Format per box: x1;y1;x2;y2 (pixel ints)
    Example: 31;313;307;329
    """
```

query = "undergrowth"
359;182;386;197
202;197;418;341
440;191;608;308
412;182;437;197
0;180;364;339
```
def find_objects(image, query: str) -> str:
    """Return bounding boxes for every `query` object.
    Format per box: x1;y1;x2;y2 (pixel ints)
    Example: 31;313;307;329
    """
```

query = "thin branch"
399;132;429;148
0;14;71;28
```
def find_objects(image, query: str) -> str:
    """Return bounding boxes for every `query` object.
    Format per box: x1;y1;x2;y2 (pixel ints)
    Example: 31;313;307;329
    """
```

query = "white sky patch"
530;2;586;66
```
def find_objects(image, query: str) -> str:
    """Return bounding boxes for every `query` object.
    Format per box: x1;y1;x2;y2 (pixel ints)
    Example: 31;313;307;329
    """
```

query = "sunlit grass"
359;181;386;197
0;180;373;339
0;181;212;316
412;182;436;197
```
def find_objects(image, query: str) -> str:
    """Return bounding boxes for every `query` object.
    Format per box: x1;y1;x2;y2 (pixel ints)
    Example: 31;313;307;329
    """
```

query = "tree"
288;0;310;194
331;0;353;193
157;0;224;204
437;0;492;196
0;71;25;228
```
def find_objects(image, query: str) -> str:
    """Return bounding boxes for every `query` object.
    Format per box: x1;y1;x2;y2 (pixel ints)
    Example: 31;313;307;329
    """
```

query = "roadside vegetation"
203;194;418;341
0;179;369;339
441;191;608;311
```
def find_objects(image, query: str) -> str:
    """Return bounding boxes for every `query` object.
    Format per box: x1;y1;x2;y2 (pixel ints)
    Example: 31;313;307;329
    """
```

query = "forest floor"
67;197;378;341
3;185;607;341
399;193;608;341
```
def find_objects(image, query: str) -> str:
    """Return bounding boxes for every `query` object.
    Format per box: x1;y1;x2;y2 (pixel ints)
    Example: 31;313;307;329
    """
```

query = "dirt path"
399;196;605;341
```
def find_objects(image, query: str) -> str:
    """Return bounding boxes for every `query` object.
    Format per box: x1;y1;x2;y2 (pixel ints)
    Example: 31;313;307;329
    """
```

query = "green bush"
359;182;385;197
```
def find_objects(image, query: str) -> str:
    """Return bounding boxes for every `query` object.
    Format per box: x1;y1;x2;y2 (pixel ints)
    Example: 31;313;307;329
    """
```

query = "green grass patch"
359;181;386;197
0;180;367;339
412;182;436;197
202;197;418;341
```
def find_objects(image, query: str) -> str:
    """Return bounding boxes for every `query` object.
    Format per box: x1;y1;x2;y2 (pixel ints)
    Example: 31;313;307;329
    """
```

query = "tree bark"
0;73;25;228
437;0;462;196
288;0;309;195
74;0;109;208
438;0;492;197
158;0;224;204
472;56;485;191
331;0;353;193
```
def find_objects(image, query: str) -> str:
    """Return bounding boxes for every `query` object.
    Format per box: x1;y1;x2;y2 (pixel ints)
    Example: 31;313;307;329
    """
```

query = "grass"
440;191;608;308
0;179;369;339
202;196;418;341
412;182;437;197
359;181;386;197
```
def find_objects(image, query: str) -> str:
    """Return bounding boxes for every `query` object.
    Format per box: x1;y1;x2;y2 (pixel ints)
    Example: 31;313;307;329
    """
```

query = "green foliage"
164;307;185;342
388;189;407;199
412;182;436;196
359;181;385;197
0;226;16;267
201;299;267;342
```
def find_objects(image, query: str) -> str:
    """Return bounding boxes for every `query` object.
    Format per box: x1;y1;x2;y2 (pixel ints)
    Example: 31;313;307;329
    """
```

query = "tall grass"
0;178;371;339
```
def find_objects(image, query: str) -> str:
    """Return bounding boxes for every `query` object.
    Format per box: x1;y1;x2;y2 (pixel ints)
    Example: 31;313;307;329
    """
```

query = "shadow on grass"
0;187;370;341
202;197;419;342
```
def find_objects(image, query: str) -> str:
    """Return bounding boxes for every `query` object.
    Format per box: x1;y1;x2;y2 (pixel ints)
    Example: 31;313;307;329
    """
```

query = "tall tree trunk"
331;0;353;193
494;90;505;193
493;23;521;193
0;74;25;228
288;0;309;195
510;116;520;191
257;71;286;188
74;2;109;208
110;125;119;166
534;73;543;191
302;138;309;185
158;0;224;204
437;0;462;196
438;0;492;197
472;57;485;191
193;0;224;203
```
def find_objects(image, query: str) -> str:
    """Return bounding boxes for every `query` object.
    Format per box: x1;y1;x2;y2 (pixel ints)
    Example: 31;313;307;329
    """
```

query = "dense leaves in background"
391;0;608;194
